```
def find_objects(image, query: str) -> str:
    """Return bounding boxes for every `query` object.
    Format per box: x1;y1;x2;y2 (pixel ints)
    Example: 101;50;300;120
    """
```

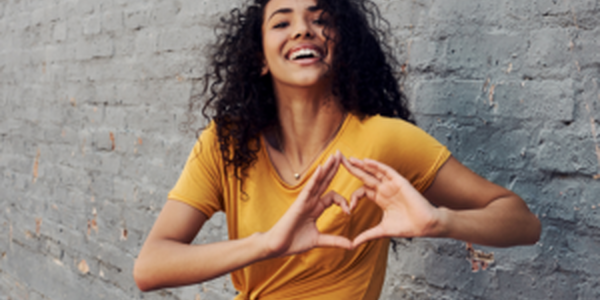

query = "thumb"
351;226;386;249
316;234;353;250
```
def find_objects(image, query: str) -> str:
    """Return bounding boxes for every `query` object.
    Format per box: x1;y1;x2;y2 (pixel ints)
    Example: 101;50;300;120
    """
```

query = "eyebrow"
267;5;321;21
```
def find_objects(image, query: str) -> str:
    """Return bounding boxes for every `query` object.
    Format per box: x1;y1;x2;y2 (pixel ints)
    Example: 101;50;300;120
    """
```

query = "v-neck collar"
260;113;353;191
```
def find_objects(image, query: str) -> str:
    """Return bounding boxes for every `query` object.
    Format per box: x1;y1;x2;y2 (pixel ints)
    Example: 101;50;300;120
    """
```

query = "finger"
351;226;387;248
341;157;380;189
349;186;366;211
326;151;342;170
315;154;341;196
319;153;339;180
347;157;376;174
335;150;345;165
304;165;323;198
349;157;381;182
363;159;402;182
364;188;377;200
334;149;342;160
321;190;350;214
316;234;353;250
342;156;366;172
357;159;391;182
362;162;386;181
350;184;391;213
340;155;357;174
323;152;335;170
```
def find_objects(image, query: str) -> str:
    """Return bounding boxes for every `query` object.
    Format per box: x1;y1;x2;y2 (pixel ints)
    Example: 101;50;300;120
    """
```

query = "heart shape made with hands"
266;151;440;257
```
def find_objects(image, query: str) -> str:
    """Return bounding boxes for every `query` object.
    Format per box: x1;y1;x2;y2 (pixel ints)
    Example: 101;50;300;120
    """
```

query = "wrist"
250;232;275;260
430;207;452;238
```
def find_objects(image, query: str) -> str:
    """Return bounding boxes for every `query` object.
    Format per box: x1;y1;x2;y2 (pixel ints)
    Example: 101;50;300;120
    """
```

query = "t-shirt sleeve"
167;123;224;218
383;120;451;193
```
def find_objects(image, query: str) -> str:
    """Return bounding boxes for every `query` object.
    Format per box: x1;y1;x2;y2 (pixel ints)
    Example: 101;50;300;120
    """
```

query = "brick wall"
1;0;598;299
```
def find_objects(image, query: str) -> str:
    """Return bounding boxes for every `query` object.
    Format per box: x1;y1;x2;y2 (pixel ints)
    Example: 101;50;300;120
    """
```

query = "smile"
286;46;324;61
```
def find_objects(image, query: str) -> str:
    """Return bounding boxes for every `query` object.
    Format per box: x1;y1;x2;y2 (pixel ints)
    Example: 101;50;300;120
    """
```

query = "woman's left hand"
342;157;443;248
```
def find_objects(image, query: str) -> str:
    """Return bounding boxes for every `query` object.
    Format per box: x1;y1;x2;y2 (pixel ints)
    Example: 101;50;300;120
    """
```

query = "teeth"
289;48;321;60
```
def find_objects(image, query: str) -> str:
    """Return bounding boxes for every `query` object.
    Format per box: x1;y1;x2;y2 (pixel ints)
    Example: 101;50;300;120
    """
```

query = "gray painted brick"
69;1;96;17
407;37;443;72
102;11;124;33
150;1;182;25
157;26;212;52
575;27;600;68
53;21;68;42
533;0;571;16
113;32;136;56
445;32;527;78
580;183;600;229
135;29;158;53
124;8;152;30
524;28;573;78
413;80;481;117
539;178;582;223
492;80;575;121
535;129;599;175
83;14;102;36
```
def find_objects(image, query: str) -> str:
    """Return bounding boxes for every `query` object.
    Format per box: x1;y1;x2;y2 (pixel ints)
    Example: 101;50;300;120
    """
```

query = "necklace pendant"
294;173;301;180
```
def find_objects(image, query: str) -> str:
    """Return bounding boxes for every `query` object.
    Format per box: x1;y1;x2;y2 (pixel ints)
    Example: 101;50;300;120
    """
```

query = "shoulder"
349;114;433;144
195;121;220;152
186;121;224;171
167;120;226;218
343;114;451;191
199;121;219;143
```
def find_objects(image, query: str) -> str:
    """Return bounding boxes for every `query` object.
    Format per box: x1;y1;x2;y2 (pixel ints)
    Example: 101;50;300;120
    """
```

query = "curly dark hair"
189;0;413;179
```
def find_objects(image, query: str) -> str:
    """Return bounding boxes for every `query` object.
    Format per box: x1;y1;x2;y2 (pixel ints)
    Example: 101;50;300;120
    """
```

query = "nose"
291;19;314;39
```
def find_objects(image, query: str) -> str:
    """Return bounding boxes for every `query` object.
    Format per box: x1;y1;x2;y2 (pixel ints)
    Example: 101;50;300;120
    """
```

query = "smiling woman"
133;0;541;299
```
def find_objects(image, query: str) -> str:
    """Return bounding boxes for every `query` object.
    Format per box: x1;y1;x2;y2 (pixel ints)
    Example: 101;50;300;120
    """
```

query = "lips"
286;45;324;61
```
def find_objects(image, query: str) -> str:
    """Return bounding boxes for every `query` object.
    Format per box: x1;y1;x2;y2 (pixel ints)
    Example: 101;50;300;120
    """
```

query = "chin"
290;72;332;87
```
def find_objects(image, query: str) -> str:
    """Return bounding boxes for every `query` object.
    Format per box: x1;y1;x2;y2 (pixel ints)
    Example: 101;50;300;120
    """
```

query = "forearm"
134;232;269;291
434;195;541;247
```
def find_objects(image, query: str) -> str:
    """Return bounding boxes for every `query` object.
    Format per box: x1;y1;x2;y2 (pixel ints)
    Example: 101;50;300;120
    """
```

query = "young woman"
133;0;541;299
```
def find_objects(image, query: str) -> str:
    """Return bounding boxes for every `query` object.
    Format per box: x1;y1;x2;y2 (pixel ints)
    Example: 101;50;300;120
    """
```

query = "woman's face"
261;0;335;89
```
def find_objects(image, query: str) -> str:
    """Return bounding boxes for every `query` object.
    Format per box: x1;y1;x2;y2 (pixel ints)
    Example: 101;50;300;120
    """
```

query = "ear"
261;61;269;76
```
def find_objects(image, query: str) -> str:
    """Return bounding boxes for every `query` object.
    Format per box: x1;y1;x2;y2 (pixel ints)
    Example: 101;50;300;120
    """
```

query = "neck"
269;83;346;170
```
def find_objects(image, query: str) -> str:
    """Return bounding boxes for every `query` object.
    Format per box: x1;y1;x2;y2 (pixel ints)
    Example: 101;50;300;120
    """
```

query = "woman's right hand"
262;151;353;258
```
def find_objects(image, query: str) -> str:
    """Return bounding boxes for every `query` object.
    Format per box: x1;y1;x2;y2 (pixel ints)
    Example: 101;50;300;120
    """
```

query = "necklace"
275;113;346;180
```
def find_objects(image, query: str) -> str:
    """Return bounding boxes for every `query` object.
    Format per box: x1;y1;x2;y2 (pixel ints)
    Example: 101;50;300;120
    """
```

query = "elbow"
515;212;541;246
509;196;542;246
497;210;541;248
133;258;157;292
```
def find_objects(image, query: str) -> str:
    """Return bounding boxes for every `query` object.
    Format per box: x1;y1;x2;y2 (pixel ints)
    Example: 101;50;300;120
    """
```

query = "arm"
134;153;352;291
342;156;541;248
423;157;540;247
133;200;268;291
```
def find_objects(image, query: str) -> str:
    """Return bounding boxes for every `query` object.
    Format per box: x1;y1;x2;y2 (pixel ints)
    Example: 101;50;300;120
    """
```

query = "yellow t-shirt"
168;113;451;300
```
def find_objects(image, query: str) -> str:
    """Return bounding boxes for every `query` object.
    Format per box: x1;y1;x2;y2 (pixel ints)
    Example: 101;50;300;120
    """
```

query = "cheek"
263;34;285;62
262;45;277;67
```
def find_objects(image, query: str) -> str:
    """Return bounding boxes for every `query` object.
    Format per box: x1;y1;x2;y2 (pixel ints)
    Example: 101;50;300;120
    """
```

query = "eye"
273;21;289;29
313;18;327;26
